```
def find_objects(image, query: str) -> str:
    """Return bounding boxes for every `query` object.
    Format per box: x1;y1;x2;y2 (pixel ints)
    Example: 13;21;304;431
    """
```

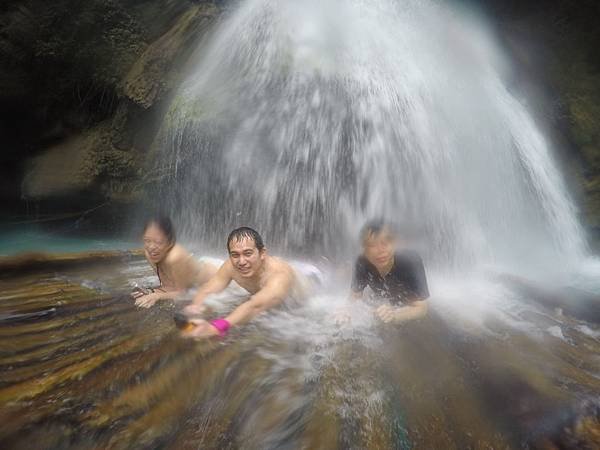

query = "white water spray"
160;0;586;274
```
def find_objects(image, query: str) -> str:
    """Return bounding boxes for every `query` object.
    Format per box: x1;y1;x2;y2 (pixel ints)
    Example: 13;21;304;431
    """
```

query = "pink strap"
209;318;231;337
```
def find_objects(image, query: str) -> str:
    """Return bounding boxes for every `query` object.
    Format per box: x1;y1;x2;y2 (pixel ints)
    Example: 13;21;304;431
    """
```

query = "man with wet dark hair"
351;219;429;323
182;226;307;338
358;219;398;243
227;226;265;252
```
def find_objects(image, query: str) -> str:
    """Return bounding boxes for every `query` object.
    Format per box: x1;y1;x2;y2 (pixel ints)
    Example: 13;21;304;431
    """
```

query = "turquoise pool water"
0;224;135;256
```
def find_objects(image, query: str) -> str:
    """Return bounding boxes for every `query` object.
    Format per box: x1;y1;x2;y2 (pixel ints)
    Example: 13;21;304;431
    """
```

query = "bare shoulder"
165;244;191;265
267;256;295;281
219;258;236;276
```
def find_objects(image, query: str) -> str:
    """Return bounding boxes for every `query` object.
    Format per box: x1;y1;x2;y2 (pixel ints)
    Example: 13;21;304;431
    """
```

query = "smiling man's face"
228;237;265;278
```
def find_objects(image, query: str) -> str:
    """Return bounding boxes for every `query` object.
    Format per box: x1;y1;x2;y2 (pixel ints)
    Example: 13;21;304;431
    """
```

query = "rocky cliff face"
0;0;219;226
480;0;600;242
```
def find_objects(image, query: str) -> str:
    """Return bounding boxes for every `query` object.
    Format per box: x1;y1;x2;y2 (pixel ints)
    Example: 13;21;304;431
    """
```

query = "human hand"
131;287;151;300
376;304;399;323
181;319;219;339
135;292;161;308
333;307;351;325
183;303;206;316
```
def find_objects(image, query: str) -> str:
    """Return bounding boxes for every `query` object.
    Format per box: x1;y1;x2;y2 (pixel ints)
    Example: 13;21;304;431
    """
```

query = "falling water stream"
161;0;585;275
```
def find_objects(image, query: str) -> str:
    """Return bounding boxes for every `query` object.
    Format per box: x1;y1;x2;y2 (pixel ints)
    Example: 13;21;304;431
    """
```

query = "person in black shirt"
351;220;429;324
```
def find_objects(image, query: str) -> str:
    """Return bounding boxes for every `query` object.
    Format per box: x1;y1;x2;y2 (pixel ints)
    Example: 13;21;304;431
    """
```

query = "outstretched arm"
377;299;428;324
182;262;233;315
333;290;363;324
193;262;233;304
225;272;292;327
184;271;292;338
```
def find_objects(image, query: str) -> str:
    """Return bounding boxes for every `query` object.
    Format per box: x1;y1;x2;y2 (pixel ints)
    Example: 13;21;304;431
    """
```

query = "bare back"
152;244;217;290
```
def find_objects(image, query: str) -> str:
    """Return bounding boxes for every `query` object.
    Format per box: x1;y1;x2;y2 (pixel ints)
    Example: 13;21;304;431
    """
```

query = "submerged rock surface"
0;252;598;449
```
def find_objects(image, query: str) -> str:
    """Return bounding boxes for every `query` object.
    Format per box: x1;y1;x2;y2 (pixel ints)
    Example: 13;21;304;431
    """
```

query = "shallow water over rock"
0;253;598;449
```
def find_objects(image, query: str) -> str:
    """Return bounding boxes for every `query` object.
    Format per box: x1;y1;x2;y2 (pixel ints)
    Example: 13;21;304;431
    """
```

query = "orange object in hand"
174;312;196;331
181;322;196;332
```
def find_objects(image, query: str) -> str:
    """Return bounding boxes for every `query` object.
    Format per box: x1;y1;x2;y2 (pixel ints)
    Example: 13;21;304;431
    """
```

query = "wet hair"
359;219;399;243
227;227;265;252
143;215;176;244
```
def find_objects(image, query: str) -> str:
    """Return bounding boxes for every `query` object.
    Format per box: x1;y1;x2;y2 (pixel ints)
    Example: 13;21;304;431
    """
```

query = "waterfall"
158;0;586;273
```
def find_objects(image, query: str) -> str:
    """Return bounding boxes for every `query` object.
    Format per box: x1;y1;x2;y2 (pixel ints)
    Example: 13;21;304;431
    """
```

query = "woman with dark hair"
131;215;217;308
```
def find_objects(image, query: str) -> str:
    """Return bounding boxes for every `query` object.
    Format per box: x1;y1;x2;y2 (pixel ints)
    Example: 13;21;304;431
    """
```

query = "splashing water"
158;0;586;276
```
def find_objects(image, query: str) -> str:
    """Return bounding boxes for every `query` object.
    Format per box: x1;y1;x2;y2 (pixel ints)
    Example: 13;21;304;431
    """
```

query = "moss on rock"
123;4;218;109
1;1;219;217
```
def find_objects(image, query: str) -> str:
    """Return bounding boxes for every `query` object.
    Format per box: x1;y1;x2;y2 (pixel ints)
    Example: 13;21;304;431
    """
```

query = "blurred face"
228;237;265;278
143;223;172;264
363;228;397;270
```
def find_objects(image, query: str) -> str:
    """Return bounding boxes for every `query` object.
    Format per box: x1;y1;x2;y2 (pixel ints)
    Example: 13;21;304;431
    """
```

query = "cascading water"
158;0;587;274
